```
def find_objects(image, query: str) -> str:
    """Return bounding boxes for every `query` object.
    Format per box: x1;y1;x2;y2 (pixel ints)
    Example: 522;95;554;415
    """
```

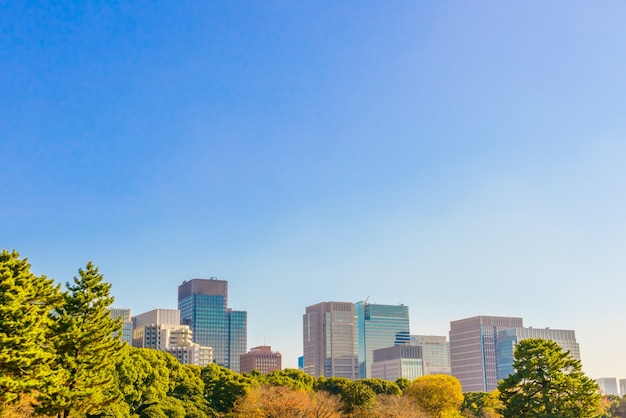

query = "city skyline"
3;1;626;380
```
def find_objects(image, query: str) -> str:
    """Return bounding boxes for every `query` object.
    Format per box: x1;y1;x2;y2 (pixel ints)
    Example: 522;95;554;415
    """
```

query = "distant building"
178;278;247;372
449;315;524;392
132;308;212;366
109;308;132;345
303;301;358;379
356;301;410;378
240;345;282;374
496;327;580;381
371;345;423;381
410;335;451;375
597;377;619;396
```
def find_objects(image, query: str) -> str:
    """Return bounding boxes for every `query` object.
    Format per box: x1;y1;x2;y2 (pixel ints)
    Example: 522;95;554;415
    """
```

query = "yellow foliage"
404;375;463;418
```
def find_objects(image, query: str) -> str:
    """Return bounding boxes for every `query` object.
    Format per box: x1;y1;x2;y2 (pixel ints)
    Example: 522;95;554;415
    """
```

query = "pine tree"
0;249;61;407
36;262;124;418
498;338;602;418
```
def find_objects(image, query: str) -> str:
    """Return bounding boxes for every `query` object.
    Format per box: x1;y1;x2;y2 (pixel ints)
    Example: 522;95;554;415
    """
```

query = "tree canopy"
0;249;61;407
498;338;602;418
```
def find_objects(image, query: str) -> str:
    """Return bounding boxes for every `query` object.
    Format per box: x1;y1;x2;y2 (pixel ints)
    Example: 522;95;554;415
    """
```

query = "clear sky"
2;2;626;379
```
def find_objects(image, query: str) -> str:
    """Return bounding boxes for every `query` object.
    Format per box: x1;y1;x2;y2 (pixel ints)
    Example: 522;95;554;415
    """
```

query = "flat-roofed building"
240;345;282;374
371;345;423;381
356;301;410;378
132;308;212;366
303;301;358;379
450;315;523;392
410;335;451;375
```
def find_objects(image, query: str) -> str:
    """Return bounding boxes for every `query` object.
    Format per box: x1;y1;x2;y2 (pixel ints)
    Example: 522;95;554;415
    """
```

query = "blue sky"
2;1;626;378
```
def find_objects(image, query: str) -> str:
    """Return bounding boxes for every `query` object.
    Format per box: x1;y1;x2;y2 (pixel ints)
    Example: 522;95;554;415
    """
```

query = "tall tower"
449;315;523;392
303;301;358;379
355;301;410;378
178;278;247;372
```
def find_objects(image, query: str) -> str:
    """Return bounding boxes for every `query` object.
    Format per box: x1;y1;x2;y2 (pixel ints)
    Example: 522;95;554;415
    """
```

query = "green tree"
316;376;352;395
498;338;602;418
201;363;255;413
37;262;124;418
115;346;171;416
359;378;402;396
404;374;464;418
340;380;376;416
0;249;61;407
461;391;502;418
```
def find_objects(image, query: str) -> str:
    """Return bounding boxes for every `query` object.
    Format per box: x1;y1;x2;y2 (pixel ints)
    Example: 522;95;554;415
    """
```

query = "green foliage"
316;376;352;395
36;262;124;418
260;368;317;391
461;391;502;418
201;363;255;413
498;338;602;418
340;380;377;414
115;346;172;415
603;395;626;418
395;377;412;393
405;374;464;418
358;378;402;396
0;249;62;406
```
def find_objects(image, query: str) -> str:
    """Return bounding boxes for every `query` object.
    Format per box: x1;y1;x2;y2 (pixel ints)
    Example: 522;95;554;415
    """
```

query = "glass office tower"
178;278;247;372
356;301;410;378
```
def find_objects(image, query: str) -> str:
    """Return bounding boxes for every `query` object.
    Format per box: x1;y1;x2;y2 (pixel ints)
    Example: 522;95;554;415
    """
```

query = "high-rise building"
240;345;282;374
371;345;423;381
355;301;410;378
178;278;247;372
496;327;580;381
303;301;358;379
449;315;523;392
619;379;626;397
109;308;132;345
132;308;213;366
410;335;451;375
597;377;619;396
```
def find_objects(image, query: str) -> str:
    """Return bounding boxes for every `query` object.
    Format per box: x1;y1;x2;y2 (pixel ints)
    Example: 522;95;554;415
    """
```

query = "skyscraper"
449;315;523;392
303;301;358;379
495;327;580;381
355;301;410;378
178;278;247;372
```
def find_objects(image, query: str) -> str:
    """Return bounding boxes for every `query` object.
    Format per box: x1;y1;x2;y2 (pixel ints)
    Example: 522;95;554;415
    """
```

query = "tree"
340;380;376;416
201;363;255;413
461;391;502;418
37;262;124;418
374;394;426;418
0;249;61;407
498;338;602;418
404;374;464;418
233;385;313;417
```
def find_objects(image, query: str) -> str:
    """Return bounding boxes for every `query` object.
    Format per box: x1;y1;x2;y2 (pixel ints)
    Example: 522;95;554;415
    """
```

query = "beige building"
132;308;212;366
449;315;523;392
303;301;358;379
371;345;424;381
